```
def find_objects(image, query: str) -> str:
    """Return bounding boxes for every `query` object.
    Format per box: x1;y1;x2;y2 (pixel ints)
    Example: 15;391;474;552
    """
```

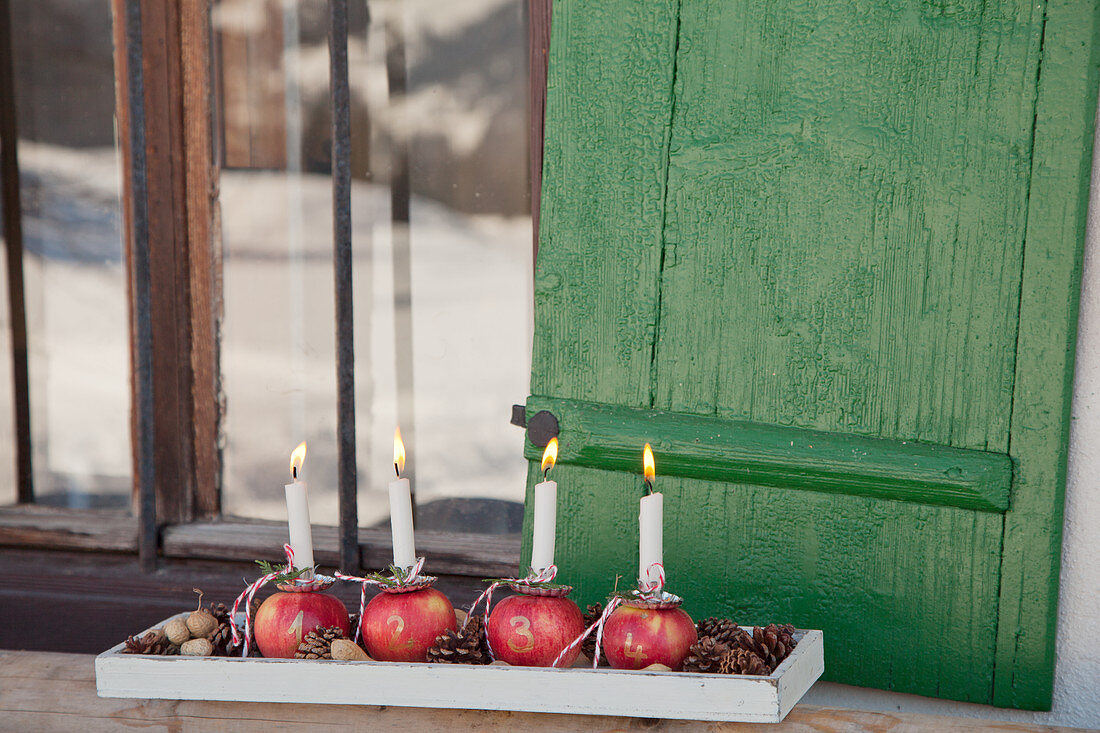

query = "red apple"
361;587;457;662
253;591;350;659
486;593;585;667
602;604;697;670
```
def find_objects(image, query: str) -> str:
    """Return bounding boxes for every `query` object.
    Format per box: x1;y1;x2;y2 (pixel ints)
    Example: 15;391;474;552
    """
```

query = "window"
0;0;547;582
0;0;130;510
213;0;533;537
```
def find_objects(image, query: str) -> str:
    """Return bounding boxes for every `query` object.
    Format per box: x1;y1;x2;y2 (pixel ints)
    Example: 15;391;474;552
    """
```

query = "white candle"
390;427;416;570
530;437;560;572
639;491;663;586
285;442;315;575
389;476;416;569
638;443;662;587
531;478;557;571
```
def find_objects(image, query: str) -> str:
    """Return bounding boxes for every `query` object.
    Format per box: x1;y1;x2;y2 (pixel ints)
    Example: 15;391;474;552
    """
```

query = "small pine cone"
206;621;238;656
294;626;347;659
123;630;169;655
739;623;797;672
427;617;490;665
718;647;769;676
581;603;606;664
696;617;748;648
682;637;729;674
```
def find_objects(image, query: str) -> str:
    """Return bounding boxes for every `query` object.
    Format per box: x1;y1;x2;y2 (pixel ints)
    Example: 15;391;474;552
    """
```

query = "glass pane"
217;0;532;536
6;1;131;508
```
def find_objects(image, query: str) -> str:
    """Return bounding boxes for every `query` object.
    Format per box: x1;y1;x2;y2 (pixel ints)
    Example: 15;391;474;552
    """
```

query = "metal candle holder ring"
508;581;573;598
623;589;683;610
380;575;437;594
276;574;336;593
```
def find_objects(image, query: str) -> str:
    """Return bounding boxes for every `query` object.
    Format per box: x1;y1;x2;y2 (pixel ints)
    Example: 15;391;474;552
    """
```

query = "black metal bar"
384;12;417;521
0;0;33;503
329;0;358;573
124;0;157;572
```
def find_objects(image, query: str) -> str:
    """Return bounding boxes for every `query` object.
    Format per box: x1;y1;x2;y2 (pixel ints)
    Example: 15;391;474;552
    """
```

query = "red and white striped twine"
230;544;295;657
466;565;557;661
334;556;427;644
551;596;623;668
550;562;665;669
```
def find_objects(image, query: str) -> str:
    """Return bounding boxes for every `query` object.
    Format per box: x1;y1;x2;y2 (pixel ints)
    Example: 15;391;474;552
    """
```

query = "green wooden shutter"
523;0;1100;710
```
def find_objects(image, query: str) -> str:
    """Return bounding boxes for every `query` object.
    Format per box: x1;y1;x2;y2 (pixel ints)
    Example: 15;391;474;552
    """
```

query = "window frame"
0;0;551;580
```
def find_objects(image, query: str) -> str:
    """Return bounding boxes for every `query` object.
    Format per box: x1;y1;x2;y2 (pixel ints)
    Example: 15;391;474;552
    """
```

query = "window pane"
6;1;130;508
217;0;531;536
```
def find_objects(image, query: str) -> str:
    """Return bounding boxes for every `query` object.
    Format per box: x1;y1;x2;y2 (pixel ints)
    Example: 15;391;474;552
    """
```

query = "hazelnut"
165;618;191;645
185;588;219;637
186;609;217;637
180;638;213;656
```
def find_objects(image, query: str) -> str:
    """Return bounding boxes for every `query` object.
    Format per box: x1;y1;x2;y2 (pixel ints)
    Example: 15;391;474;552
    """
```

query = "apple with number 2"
253;591;350;658
360;587;457;662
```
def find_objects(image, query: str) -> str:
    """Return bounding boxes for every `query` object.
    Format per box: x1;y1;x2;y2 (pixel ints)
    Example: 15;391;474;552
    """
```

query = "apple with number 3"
253;591;350;658
485;592;585;667
361;587;456;662
601;604;696;670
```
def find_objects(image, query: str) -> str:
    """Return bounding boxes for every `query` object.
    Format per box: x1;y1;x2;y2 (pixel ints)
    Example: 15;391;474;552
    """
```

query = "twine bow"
639;561;665;595
466;565;558;661
335;556;427;644
230;544;297;657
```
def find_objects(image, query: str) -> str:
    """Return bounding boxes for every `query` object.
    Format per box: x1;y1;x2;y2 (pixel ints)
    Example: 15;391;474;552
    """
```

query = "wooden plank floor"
0;651;1088;732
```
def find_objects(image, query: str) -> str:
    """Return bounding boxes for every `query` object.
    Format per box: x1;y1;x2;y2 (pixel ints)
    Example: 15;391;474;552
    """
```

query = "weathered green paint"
525;0;1099;709
524;395;1012;512
994;0;1100;710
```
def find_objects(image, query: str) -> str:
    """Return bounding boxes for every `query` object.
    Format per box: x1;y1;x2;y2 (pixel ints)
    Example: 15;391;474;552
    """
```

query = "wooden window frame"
0;0;551;584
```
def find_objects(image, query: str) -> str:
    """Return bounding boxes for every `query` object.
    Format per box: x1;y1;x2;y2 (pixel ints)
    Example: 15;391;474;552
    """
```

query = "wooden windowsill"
0;507;520;578
2;650;1089;732
162;519;520;578
0;505;137;552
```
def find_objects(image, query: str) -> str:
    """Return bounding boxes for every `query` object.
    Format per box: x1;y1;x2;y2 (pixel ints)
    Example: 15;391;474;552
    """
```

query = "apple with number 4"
361;587;456;662
602;604;697;670
253;590;351;658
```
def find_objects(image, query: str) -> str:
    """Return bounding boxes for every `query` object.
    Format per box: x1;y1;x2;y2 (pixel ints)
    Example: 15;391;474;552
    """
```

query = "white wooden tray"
96;613;823;723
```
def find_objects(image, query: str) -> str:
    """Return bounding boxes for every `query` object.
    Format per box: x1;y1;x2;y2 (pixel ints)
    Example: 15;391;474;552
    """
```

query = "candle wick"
644;479;653;496
543;466;550;481
292;466;298;480
394;462;400;479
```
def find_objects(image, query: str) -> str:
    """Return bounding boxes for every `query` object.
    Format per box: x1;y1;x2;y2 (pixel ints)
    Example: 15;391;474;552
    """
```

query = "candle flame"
393;427;406;476
289;441;307;480
541;437;558;475
643;443;655;484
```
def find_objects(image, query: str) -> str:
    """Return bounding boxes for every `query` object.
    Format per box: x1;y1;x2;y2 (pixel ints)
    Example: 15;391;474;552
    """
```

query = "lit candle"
389;427;416;570
531;438;559;572
638;443;663;588
284;441;315;576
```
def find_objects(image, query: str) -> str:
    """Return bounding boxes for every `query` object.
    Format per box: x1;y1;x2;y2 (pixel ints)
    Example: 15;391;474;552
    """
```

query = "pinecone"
295;626;347;659
206;602;240;656
682;637;729;673
719;647;769;675
738;623;796;672
696;617;749;648
581;603;606;664
427;615;490;664
122;630;170;655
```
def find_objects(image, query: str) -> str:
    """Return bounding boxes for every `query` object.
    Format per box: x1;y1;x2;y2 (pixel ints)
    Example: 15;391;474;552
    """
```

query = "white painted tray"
96;614;823;723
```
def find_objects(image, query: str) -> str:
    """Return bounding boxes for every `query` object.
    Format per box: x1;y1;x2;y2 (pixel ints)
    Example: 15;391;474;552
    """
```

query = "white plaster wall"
801;103;1100;729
